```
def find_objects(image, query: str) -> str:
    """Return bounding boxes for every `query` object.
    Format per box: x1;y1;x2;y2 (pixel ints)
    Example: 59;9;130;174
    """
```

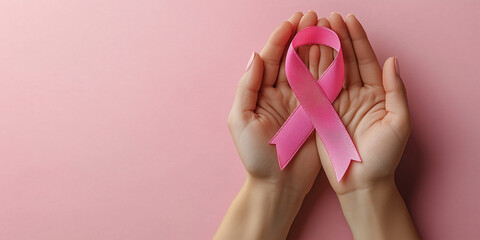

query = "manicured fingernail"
395;57;400;76
245;52;255;71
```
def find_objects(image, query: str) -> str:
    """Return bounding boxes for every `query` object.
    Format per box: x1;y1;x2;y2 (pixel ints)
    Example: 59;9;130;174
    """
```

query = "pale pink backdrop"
0;0;479;239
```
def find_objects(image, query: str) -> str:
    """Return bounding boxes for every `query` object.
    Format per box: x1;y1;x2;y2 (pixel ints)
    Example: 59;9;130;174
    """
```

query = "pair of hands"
228;11;411;199
219;11;419;240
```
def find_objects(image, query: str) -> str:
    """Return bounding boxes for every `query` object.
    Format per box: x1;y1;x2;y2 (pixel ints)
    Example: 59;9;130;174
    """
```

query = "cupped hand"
315;13;412;195
227;11;330;196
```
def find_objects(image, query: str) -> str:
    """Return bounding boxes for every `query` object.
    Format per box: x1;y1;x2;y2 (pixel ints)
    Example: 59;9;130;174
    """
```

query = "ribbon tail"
269;105;315;170
324;141;362;182
306;95;362;182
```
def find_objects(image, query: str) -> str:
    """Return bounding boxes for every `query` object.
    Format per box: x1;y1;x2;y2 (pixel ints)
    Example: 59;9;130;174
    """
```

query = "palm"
320;86;403;193
237;85;319;193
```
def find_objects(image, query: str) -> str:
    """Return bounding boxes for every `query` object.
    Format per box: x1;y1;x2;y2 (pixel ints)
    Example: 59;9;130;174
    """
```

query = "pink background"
0;0;479;239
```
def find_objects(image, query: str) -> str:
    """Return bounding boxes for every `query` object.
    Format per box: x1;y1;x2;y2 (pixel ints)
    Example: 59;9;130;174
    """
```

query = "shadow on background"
396;130;424;202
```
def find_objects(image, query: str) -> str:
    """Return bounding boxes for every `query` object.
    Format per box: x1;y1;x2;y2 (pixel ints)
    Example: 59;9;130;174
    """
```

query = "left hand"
228;11;330;197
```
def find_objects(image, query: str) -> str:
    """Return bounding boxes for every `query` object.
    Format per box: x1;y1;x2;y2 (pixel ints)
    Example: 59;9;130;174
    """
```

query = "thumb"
230;52;264;121
382;57;411;133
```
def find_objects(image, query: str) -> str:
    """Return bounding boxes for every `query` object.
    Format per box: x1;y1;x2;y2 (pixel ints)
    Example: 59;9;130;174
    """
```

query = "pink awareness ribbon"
269;26;361;182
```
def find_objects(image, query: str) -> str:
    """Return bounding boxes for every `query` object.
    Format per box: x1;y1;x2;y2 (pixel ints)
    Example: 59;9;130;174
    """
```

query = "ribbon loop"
269;26;361;182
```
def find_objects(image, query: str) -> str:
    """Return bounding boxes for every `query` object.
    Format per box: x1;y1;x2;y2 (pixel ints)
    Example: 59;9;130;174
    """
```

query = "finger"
288;11;303;33
345;14;382;87
382;57;411;135
317;17;334;77
329;12;362;89
231;52;264;119
259;21;293;87
297;10;318;66
309;45;320;79
276;12;303;88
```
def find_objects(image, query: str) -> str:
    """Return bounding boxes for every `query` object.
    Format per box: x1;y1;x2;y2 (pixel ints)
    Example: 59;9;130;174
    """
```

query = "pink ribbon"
269;26;361;182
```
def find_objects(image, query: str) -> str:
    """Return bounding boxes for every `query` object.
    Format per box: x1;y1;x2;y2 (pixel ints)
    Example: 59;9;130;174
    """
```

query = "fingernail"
330;11;340;17
395;57;400;76
245;52;255;71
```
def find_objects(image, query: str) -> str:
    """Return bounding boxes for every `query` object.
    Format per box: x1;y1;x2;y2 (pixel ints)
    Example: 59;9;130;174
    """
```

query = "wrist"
237;175;304;239
243;175;306;216
337;177;398;206
337;179;419;240
214;172;309;240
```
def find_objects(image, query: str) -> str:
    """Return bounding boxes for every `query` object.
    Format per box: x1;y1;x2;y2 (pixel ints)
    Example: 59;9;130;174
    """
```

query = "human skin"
214;10;419;240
